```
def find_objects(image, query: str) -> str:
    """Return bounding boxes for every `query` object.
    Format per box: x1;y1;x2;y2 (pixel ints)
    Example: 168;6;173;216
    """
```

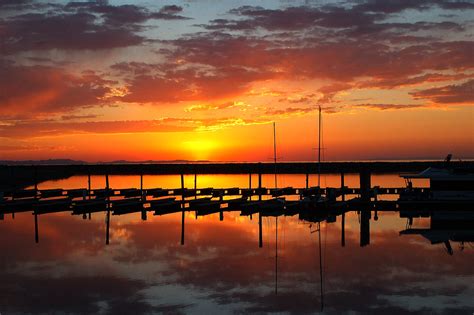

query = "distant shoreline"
2;158;473;166
2;161;473;191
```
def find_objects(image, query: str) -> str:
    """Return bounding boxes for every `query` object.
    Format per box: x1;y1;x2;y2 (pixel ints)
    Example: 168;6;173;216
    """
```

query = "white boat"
400;156;474;202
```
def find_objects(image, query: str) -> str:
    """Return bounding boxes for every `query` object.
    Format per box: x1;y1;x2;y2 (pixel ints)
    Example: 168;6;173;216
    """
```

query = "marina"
1;0;473;312
2;168;473;245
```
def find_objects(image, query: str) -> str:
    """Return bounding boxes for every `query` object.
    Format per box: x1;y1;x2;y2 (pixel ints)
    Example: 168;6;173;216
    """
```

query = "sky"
0;0;473;162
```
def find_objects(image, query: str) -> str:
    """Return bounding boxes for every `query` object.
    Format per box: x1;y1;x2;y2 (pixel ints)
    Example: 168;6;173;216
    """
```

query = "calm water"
1;174;472;314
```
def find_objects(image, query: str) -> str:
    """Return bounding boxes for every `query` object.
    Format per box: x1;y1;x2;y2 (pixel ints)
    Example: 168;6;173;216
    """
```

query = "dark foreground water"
1;174;473;314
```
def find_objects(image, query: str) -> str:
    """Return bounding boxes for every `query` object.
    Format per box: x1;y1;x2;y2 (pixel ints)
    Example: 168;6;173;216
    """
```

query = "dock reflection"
1;189;473;253
1;204;472;313
1;172;473;314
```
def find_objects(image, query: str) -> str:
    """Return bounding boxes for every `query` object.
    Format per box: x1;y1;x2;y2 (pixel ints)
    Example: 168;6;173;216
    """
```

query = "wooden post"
258;212;263;248
82;189;87;220
88;173;91;219
105;173;110;245
249;173;252;189
194;173;197;200
360;210;370;247
180;173;185;245
306;173;309;189
34;166;38;195
140;174;143;198
0;192;4;220
140;174;147;221
32;167;38;224
11;187;15;219
341;172;345;201
219;195;224;221
360;170;371;203
88;174;91;199
34;212;39;243
258;172;262;201
341;213;345;247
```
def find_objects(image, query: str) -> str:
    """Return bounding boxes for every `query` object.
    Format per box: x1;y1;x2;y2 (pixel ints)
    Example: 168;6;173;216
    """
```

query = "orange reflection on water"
5;174;471;313
32;173;429;190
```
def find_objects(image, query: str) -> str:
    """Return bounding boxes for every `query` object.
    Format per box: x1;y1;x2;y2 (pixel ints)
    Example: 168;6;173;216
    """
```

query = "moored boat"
399;155;474;208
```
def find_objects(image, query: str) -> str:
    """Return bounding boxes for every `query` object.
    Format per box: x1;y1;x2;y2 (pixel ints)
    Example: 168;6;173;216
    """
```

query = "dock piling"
88;174;91;199
0;193;3;219
105;173;110;245
341;213;345;247
219;194;224;221
140;174;147;220
360;210;370;247
34;213;39;243
140;174;143;198
34;166;38;195
360;170;371;203
88;173;91;219
194;173;197;200
180;173;185;246
341;173;345;201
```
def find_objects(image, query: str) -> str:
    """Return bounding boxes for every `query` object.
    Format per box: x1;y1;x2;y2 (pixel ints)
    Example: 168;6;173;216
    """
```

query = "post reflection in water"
1;174;473;314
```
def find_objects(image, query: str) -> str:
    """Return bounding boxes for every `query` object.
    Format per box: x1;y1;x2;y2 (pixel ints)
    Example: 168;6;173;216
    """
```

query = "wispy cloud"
410;79;474;104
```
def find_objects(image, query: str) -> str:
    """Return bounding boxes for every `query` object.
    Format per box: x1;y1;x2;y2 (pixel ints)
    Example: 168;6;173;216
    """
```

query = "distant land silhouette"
0;159;211;166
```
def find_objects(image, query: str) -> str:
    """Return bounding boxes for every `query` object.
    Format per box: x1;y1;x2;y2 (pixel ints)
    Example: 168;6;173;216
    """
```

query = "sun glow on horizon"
182;139;219;161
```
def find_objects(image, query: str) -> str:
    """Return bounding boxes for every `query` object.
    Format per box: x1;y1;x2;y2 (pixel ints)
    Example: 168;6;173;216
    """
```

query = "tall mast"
273;122;277;189
318;106;322;187
273;121;278;295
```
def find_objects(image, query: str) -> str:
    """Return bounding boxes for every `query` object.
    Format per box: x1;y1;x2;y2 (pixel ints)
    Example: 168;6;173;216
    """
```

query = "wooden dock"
1;171;472;245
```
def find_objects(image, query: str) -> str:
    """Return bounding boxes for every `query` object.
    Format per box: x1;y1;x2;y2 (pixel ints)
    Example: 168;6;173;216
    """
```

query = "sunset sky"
0;0;473;162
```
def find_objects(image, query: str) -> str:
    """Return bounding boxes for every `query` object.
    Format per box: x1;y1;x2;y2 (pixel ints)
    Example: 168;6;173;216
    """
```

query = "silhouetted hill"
0;159;212;165
0;159;86;165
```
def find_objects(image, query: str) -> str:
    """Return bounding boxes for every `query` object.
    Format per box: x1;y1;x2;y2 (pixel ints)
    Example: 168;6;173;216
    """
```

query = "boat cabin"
401;167;474;201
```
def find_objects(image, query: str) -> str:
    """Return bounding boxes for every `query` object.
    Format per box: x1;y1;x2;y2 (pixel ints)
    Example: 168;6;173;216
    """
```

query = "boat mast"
273;122;277;189
318;106;322;187
272;122;278;295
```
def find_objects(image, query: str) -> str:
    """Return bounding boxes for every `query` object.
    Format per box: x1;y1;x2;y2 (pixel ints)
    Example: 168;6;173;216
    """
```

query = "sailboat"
246;122;285;216
300;106;327;212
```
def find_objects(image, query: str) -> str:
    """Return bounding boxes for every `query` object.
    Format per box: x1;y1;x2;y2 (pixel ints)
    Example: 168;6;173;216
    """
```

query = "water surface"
1;174;472;314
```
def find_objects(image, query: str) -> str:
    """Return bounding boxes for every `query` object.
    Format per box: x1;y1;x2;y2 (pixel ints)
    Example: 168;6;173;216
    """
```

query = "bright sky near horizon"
0;0;473;161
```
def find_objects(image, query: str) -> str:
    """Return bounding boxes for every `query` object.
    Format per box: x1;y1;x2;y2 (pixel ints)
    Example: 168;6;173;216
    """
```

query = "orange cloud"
411;79;474;104
0;62;112;118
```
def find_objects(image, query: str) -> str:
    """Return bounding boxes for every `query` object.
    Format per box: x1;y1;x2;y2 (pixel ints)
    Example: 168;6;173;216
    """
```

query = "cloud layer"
0;0;472;159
